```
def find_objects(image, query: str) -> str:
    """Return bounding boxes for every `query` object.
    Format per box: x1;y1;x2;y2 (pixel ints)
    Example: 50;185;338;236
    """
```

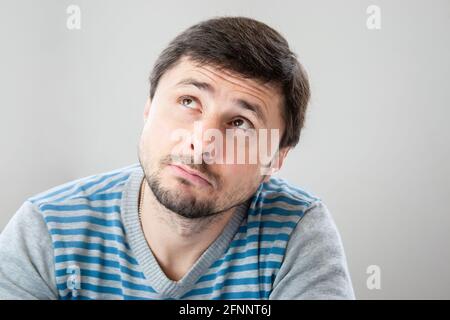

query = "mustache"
160;154;218;185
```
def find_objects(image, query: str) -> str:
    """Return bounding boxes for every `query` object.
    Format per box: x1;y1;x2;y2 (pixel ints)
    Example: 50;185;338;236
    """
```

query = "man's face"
138;56;288;219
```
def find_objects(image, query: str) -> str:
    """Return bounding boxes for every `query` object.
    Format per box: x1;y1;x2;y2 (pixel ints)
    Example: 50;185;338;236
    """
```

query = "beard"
146;170;217;219
139;155;255;220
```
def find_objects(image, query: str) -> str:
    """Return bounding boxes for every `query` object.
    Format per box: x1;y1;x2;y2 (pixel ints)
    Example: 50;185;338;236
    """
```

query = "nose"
190;117;223;164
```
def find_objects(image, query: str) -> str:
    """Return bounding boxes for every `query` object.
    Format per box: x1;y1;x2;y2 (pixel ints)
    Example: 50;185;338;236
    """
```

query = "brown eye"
230;118;253;130
182;98;192;105
232;119;244;127
180;96;196;109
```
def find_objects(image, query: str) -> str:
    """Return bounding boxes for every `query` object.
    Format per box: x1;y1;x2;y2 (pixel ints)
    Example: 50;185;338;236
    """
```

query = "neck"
138;179;235;280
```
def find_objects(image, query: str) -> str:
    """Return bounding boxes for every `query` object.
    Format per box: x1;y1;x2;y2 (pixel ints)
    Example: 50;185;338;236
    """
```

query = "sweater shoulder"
27;163;140;210
251;176;321;217
244;176;323;236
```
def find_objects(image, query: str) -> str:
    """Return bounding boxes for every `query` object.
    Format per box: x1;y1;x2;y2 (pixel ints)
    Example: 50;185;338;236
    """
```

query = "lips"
169;164;212;187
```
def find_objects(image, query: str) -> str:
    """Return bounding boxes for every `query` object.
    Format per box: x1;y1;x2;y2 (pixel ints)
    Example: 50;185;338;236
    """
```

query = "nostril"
203;151;212;162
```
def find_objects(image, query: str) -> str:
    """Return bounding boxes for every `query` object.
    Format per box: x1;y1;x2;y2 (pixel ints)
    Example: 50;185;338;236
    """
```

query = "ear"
262;147;290;183
143;97;151;122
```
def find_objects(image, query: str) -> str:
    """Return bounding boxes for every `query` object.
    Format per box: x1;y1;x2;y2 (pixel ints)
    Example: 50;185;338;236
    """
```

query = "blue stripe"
197;261;281;283
54;254;145;280
73;192;123;201
55;268;156;293
210;247;285;269
30;171;124;204
121;280;156;293
55;254;120;268
182;276;273;298
40;204;121;214
248;206;304;217
53;241;138;265
55;268;121;282
266;179;319;202
120;266;145;279
58;283;152;300
88;175;131;195
260;194;311;206
49;228;130;250
50;173;130;203
58;282;123;295
46;215;124;230
229;233;290;248
240;220;298;231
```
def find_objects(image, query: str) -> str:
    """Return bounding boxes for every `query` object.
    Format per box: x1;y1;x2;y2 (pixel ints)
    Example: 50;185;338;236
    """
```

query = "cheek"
140;113;176;161
143;104;182;139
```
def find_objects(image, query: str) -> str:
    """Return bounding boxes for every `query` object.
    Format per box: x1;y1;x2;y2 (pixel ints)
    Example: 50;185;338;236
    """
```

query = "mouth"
168;164;212;187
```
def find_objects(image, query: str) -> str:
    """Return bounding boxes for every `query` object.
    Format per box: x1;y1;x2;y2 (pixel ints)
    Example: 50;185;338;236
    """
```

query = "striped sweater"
0;163;355;300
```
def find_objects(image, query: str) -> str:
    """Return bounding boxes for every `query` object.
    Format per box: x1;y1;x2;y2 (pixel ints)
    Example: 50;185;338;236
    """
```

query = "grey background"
1;0;449;299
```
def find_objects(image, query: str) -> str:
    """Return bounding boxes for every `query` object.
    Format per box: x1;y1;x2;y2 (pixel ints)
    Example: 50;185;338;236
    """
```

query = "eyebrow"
175;77;268;125
176;78;215;93
232;98;267;126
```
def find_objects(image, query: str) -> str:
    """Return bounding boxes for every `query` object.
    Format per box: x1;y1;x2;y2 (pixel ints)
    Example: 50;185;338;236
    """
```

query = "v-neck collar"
121;165;249;298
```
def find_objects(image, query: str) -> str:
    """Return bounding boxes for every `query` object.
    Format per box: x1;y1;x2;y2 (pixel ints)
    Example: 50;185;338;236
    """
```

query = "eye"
229;118;254;130
179;95;198;109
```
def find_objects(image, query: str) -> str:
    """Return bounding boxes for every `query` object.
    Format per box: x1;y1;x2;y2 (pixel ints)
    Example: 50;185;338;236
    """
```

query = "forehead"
158;56;284;116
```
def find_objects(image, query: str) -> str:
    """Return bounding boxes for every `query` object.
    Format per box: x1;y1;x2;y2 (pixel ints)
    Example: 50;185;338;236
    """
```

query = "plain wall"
1;0;449;299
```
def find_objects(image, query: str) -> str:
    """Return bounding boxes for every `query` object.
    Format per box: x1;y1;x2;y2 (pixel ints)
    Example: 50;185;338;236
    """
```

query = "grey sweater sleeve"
0;201;58;300
269;200;356;300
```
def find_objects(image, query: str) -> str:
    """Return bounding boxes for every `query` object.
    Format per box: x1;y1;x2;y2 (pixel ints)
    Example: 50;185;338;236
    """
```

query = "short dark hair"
149;16;310;149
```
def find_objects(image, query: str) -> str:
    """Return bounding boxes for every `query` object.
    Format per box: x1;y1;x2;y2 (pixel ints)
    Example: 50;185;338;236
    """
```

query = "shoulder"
22;163;142;257
27;163;140;211
260;180;355;299
250;176;322;222
244;176;325;244
257;177;342;252
248;176;344;253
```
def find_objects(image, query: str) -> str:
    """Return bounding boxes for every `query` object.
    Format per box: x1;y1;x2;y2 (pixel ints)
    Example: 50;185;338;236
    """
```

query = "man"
0;16;355;300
